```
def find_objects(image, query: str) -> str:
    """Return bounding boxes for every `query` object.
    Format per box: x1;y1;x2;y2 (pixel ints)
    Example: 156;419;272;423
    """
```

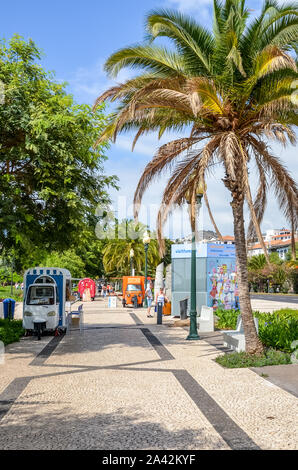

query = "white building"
248;228;297;260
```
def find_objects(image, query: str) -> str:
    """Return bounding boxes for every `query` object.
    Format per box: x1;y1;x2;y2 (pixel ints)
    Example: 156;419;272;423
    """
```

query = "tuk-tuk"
122;276;145;308
23;267;72;339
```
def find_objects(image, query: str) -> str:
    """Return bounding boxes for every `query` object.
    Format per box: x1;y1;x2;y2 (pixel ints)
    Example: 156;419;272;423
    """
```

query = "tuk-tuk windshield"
126;284;142;292
27;286;55;305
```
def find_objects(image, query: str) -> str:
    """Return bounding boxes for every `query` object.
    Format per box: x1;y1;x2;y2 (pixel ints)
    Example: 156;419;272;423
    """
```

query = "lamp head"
142;230;151;245
196;180;206;196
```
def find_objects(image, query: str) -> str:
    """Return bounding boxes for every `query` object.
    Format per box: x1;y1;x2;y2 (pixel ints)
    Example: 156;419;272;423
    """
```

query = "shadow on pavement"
0;406;227;450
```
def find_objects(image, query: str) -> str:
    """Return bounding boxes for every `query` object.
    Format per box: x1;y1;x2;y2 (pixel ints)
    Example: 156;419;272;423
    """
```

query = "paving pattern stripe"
140;328;175;361
81;326;142;330
29;334;65;366
129;312;143;326
140;327;260;451
173;370;260;450
0;377;31;422
0;336;66;423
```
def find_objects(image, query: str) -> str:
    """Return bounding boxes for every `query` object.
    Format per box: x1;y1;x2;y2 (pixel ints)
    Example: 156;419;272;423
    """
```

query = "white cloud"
65;58;135;106
167;0;212;9
165;0;213;22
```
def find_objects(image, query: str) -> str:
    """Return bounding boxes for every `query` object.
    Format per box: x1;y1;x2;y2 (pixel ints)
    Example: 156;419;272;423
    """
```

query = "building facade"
248;228;297;260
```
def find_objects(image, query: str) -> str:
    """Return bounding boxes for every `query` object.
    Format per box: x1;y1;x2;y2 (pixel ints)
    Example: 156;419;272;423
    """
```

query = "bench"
66;304;84;333
198;305;214;332
223;315;259;352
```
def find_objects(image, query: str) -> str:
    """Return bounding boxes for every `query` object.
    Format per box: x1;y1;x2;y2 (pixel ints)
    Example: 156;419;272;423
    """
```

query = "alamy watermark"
94;197;204;241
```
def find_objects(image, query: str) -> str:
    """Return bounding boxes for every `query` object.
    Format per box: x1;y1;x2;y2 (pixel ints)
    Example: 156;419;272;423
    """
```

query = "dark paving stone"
0;377;31;422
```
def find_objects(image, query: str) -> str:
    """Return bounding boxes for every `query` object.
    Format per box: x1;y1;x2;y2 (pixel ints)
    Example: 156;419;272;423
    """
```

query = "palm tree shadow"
0;406;227;450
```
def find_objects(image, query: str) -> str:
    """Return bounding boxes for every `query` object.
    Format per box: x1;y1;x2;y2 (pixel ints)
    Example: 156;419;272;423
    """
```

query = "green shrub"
215;307;298;353
215;348;291;368
0;319;24;345
215;308;239;329
255;309;298;353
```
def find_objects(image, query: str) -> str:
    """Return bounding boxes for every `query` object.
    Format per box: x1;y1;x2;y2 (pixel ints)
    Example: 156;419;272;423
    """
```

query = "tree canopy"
0;35;117;266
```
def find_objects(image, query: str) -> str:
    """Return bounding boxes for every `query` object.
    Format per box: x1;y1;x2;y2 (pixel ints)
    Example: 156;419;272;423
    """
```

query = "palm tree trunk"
155;262;164;291
231;195;264;355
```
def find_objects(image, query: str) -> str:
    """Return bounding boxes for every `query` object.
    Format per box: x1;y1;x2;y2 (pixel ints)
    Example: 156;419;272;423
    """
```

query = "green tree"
41;249;86;279
95;0;298;354
0;35;117;262
286;242;298;261
102;219;161;277
248;254;267;271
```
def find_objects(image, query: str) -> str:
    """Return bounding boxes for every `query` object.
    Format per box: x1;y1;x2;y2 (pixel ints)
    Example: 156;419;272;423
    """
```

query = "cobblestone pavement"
0;297;297;450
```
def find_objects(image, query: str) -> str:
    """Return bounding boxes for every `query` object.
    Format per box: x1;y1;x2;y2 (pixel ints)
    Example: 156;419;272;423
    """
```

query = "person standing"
145;283;153;317
154;287;168;316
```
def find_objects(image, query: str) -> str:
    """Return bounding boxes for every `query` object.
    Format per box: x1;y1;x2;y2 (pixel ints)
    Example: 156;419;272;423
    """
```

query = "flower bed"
215;348;291;368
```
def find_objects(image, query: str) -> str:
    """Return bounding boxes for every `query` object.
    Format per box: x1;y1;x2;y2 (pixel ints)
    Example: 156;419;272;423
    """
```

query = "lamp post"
186;183;205;341
130;248;135;276
143;231;151;307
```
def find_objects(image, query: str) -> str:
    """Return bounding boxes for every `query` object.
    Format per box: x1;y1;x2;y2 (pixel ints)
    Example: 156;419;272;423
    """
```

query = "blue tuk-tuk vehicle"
23;267;72;339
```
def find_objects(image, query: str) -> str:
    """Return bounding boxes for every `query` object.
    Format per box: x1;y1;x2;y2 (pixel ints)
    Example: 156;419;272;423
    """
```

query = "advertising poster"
207;258;239;311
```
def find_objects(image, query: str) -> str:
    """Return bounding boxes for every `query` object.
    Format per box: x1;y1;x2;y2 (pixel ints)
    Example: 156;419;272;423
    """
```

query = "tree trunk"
231;195;264;355
154;262;164;292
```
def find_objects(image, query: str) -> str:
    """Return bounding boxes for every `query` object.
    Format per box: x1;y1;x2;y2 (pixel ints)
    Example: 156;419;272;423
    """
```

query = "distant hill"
174;230;217;243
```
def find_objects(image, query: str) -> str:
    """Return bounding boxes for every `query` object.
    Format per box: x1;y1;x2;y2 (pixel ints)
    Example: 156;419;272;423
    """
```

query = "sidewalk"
250;297;298;313
0;298;297;450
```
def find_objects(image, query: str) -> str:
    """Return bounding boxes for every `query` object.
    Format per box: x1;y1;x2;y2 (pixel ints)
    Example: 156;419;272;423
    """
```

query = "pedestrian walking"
145;283;153;317
102;285;107;297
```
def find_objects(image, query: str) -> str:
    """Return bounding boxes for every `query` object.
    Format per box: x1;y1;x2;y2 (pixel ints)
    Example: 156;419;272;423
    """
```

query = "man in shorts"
145;283;153;317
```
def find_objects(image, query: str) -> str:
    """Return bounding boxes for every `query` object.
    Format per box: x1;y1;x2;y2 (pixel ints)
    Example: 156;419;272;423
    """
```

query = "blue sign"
207;244;236;258
171;243;208;259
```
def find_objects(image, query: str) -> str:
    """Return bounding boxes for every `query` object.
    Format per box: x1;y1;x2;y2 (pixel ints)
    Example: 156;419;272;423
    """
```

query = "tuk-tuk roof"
24;267;72;278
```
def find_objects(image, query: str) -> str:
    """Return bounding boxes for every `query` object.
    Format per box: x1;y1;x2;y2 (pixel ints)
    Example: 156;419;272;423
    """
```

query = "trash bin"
3;298;16;320
179;298;188;320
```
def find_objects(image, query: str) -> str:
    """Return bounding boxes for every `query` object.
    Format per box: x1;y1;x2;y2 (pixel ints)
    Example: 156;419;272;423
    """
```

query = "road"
250;294;298;304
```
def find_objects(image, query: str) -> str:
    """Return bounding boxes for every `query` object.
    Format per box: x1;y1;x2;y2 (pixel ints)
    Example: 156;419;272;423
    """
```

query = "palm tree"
94;0;298;354
248;254;267;272
102;219;160;277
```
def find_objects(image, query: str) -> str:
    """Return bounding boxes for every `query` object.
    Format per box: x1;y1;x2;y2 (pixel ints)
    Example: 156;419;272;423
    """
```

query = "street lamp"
130;248;135;276
142;230;151;306
186;182;205;341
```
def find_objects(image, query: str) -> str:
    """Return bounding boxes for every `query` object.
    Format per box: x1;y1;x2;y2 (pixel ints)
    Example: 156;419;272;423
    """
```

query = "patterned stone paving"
0;297;297;450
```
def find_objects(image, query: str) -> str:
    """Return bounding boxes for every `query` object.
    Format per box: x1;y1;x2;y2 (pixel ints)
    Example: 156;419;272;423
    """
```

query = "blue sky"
1;0;296;239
